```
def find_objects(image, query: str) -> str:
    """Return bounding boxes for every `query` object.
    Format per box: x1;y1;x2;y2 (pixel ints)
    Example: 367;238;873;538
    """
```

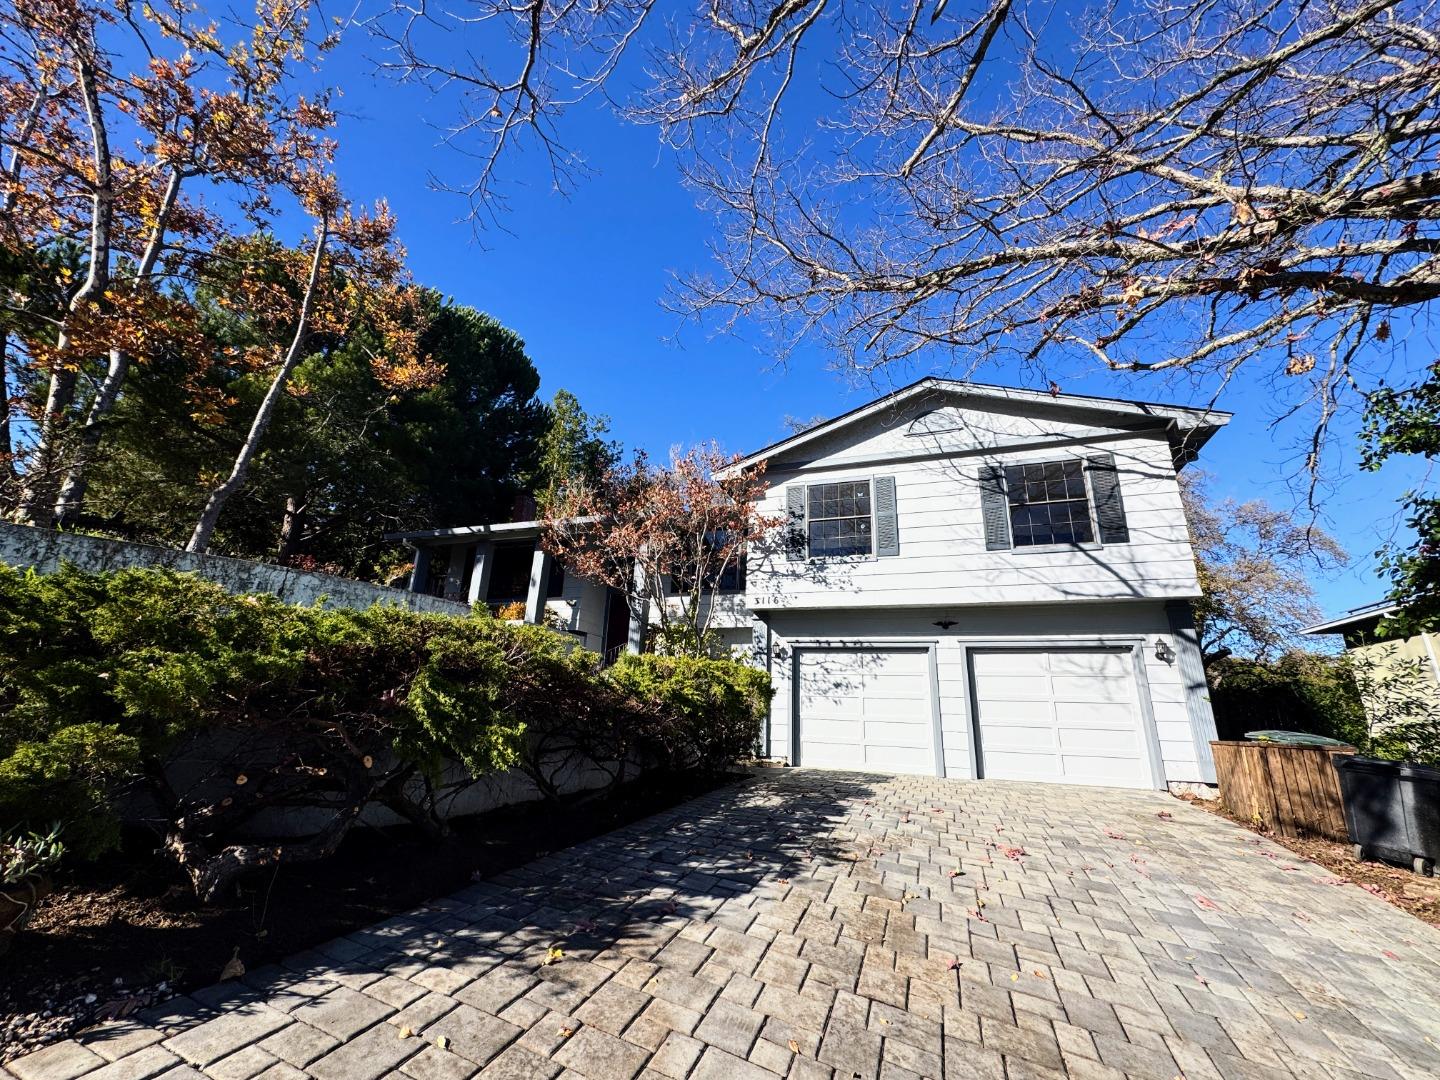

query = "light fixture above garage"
1154;639;1176;663
933;618;957;630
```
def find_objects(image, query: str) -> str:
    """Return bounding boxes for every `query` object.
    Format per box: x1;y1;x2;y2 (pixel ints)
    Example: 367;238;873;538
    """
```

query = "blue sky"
320;27;1430;621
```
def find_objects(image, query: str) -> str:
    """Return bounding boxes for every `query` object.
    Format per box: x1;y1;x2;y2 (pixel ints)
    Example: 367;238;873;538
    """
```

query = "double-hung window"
806;480;873;557
1003;459;1095;547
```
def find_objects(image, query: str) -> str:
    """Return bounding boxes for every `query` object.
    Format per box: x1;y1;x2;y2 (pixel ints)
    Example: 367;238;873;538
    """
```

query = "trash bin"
1244;730;1354;747
1336;756;1440;875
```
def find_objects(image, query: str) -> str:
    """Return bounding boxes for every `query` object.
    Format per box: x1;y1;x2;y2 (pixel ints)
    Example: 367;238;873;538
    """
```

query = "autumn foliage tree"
541;443;778;657
1;0;344;526
1181;472;1346;664
185;185;438;553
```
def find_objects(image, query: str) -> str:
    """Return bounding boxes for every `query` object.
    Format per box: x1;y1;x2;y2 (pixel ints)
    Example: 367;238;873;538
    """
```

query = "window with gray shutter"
874;475;899;556
1004;459;1095;546
1086;453;1130;544
978;464;1011;550
806;480;873;557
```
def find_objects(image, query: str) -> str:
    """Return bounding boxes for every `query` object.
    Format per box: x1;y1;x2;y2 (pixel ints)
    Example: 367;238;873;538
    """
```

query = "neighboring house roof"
1300;601;1400;636
721;376;1232;474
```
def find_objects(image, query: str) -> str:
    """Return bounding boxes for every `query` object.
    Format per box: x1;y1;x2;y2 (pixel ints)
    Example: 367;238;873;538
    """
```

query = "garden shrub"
0;564;771;899
1208;652;1368;745
608;653;770;772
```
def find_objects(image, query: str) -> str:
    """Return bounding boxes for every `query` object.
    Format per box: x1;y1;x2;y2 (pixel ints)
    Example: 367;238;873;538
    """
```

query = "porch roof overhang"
384;516;597;546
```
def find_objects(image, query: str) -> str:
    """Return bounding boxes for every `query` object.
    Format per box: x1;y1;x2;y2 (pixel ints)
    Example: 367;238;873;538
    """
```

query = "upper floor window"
808;480;872;557
1003;460;1094;546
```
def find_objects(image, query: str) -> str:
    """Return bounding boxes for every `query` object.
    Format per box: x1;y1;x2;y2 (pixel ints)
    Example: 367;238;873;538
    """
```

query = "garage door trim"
789;641;943;777
960;639;1166;791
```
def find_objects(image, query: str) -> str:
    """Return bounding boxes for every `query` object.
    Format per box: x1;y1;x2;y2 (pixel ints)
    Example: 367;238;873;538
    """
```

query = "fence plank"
1210;741;1353;841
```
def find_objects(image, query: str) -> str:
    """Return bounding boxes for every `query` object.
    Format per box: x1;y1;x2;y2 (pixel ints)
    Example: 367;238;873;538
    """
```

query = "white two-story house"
392;377;1229;792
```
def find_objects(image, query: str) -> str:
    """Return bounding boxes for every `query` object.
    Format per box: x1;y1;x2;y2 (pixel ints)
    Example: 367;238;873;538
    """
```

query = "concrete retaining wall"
0;522;470;616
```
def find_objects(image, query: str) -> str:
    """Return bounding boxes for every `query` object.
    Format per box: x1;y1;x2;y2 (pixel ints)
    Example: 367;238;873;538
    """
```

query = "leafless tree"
377;0;1440;469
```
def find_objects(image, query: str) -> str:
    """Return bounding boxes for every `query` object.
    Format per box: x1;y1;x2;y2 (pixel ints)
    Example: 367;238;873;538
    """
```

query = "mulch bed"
0;769;751;1063
1183;795;1440;929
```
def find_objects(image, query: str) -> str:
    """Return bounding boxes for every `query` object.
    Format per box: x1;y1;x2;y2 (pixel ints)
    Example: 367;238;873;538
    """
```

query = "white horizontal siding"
762;601;1206;785
747;427;1200;609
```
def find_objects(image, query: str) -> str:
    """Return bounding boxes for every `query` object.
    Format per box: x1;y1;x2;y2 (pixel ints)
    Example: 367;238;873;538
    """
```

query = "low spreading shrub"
0;565;770;899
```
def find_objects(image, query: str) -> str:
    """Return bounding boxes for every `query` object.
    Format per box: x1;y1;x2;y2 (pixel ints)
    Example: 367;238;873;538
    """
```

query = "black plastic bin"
1335;756;1440;875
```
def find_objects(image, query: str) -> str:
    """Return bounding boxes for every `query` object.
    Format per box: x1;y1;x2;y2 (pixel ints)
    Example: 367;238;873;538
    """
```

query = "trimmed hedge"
0;564;770;898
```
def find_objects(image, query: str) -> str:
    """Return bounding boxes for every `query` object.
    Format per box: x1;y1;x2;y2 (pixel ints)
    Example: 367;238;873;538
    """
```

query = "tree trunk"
16;52;112;526
187;218;329;554
0;333;16;502
53;167;184;527
276;492;307;563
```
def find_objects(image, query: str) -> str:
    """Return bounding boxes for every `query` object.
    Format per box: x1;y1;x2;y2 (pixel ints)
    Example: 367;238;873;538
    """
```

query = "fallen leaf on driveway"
1000;846;1026;860
1156;810;1173;820
1382;949;1401;960
435;1036;451;1050
1194;895;1220;911
398;1026;414;1039
788;1039;801;1054
1105;829;1126;840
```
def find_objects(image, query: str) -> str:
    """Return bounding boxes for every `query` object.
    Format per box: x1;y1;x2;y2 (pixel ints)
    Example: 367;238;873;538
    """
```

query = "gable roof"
724;377;1231;473
1300;600;1398;636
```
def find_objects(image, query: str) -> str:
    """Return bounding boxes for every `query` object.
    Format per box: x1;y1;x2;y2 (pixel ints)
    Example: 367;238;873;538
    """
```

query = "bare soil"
1184;795;1440;929
0;770;750;1062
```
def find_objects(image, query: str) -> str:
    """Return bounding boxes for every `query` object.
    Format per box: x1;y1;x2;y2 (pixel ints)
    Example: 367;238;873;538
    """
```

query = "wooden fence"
1211;741;1355;841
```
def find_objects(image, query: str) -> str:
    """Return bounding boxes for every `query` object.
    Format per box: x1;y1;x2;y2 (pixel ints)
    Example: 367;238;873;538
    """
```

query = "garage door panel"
1058;753;1147;784
797;648;935;776
972;697;1053;724
972;648;1151;789
802;717;861;743
1052;700;1138;727
1051;674;1132;702
864;719;931;747
1056;726;1140;754
1049;652;1128;677
973;673;1049;700
981;749;1057;779
982;725;1058;752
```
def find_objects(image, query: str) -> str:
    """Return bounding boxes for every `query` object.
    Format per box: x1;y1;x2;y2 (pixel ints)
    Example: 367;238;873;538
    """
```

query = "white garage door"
970;648;1152;788
796;648;935;774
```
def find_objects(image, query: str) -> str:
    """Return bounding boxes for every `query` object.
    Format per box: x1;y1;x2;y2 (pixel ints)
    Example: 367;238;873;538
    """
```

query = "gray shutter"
978;465;1011;551
1087;453;1130;544
873;475;899;557
786;485;807;561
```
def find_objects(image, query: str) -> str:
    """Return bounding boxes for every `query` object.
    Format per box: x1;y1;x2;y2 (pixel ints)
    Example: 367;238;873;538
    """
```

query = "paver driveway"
11;770;1440;1080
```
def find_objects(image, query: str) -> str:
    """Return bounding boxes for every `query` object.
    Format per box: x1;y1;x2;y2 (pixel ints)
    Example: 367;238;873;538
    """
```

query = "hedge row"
0;565;770;898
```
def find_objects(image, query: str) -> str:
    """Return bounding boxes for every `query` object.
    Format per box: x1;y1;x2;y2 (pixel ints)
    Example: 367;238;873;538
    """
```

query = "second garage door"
970;647;1153;788
796;648;935;774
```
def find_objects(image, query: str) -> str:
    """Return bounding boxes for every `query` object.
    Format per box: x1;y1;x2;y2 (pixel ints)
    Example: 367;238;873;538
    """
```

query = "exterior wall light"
933;618;958;630
1154;639;1176;663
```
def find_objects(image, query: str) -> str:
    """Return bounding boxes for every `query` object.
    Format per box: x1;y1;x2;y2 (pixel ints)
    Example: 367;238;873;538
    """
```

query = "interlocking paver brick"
12;772;1440;1080
162;1003;291;1067
474;1045;559;1080
649;1033;704;1079
289;986;394;1040
693;998;764;1057
552;1026;649;1080
307;1021;420;1080
256;1022;339;1067
400;1046;479;1080
421;1005;521;1067
690;1046;777;1080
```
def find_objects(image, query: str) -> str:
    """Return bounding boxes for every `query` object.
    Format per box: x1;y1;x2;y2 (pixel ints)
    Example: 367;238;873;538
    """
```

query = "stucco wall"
0;522;470;616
